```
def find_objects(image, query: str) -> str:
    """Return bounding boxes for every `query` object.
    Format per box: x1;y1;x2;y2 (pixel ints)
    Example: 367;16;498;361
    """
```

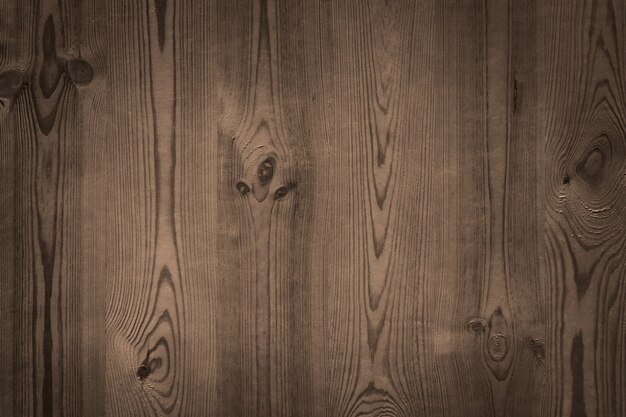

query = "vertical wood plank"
308;1;499;416
540;0;626;416
173;0;219;415
215;0;315;415
101;0;219;415
79;1;109;415
0;0;104;416
480;0;550;415
502;0;552;415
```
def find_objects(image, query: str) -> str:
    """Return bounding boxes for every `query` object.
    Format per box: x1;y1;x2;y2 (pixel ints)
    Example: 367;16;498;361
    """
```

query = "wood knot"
137;364;150;380
0;70;24;97
562;174;570;185
467;318;486;333
236;181;250;195
67;58;93;85
577;147;605;183
39;15;62;98
274;185;289;200
488;333;509;362
529;338;545;361
257;157;275;184
483;307;513;380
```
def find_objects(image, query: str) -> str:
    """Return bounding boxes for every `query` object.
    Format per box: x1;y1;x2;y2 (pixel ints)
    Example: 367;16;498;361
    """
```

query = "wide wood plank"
539;0;626;416
309;1;491;415
0;1;106;416
215;0;316;415
100;0;219;415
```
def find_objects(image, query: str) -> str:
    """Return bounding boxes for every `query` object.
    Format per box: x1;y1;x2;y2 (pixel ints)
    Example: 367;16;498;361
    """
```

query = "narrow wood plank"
173;0;220;414
79;2;109;415
0;3;38;414
479;0;550;416
500;0;552;415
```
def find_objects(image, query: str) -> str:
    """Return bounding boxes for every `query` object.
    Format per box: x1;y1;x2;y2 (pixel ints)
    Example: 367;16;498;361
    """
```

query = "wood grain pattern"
1;0;624;416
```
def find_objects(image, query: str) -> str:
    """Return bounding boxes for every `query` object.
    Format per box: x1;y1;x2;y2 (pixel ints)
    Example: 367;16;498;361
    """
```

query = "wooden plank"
539;0;626;416
215;0;316;415
0;1;106;416
79;2;109;415
481;0;550;416
308;1;499;415
100;0;219;415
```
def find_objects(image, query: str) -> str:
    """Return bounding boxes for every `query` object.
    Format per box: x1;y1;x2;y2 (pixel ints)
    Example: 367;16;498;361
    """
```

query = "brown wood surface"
0;0;625;416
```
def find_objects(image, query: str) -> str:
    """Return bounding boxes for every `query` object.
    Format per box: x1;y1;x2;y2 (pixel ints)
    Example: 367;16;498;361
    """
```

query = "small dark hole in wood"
137;364;150;380
562;175;570;185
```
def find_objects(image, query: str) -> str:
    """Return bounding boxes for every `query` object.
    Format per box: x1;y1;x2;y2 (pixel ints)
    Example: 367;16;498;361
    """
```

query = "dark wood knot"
236;181;250;195
257;157;275;184
529;338;545;361
137;364;150;380
562;174;570;185
579;148;604;178
0;70;24;97
577;145;606;185
488;333;509;362
274;185;289;200
67;58;93;85
467;318;486;333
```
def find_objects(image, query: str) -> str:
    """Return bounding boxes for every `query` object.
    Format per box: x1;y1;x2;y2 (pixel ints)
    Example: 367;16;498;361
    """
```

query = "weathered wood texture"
0;0;624;416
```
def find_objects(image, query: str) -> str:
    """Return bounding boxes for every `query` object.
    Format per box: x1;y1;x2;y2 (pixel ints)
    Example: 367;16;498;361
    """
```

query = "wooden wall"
0;0;625;416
